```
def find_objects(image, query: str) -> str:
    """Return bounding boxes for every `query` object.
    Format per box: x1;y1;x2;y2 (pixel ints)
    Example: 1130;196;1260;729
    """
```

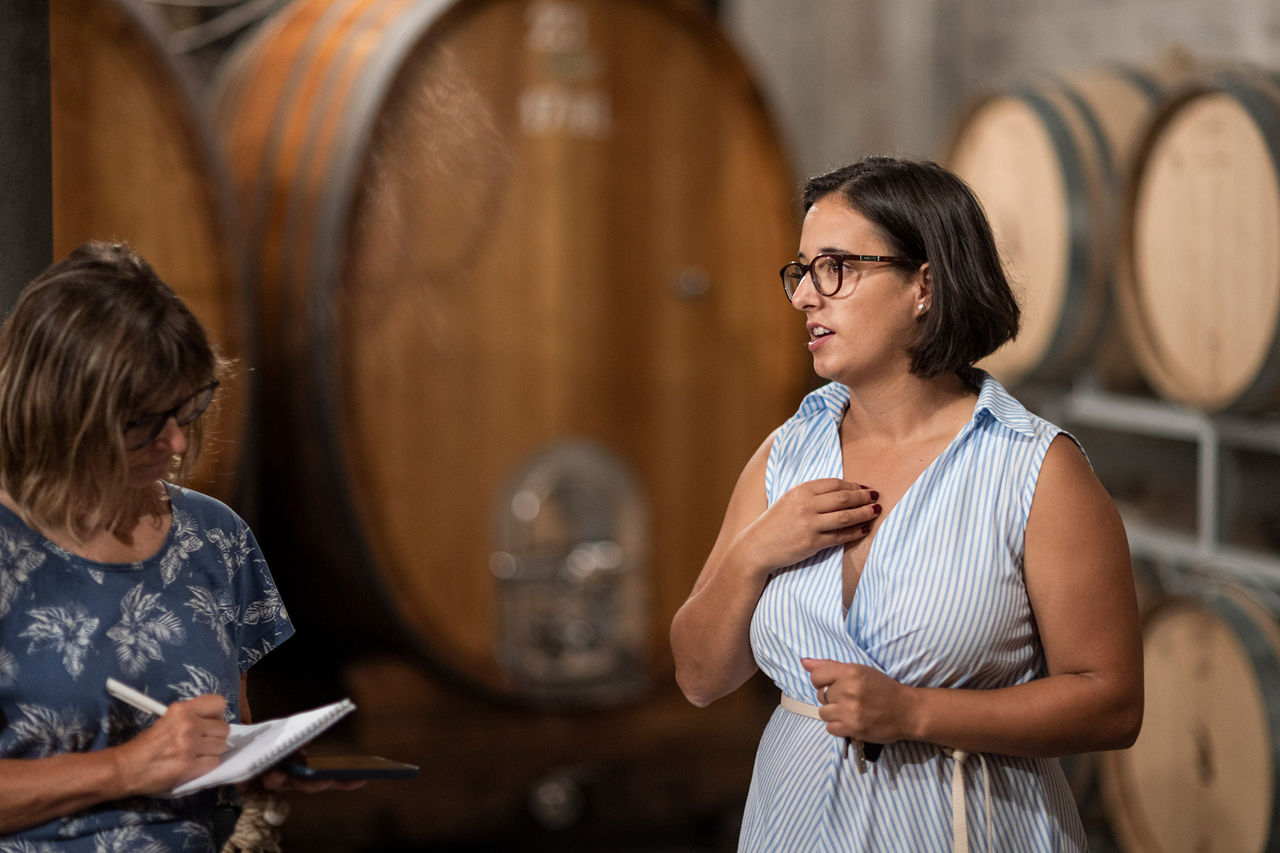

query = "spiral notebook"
169;698;357;796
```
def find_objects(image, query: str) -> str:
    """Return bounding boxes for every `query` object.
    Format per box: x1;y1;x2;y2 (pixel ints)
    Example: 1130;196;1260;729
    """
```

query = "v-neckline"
835;397;982;614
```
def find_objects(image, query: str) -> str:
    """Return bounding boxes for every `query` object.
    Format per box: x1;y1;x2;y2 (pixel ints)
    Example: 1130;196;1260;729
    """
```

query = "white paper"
169;698;356;796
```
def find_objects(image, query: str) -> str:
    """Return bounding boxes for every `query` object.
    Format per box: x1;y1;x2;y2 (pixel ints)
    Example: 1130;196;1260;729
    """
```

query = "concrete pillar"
0;0;52;310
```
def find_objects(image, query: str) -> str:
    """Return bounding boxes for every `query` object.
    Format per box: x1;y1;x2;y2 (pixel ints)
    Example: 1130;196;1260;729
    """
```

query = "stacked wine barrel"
947;60;1280;416
209;0;807;705
1100;582;1280;853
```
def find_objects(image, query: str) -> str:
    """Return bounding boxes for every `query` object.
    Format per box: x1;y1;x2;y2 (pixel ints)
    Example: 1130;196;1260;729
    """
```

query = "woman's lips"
807;323;834;352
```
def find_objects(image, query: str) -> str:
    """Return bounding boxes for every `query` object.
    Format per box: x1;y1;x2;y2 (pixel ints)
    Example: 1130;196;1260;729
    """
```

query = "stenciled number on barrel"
519;0;612;139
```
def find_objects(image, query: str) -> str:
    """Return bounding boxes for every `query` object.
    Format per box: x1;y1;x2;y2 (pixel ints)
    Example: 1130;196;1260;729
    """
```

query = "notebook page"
170;698;356;795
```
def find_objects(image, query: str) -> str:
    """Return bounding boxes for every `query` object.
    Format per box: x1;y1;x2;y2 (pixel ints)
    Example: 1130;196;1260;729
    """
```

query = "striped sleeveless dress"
741;371;1087;852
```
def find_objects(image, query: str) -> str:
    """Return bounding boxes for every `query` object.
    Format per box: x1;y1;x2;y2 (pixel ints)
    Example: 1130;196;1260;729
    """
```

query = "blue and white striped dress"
741;371;1087;852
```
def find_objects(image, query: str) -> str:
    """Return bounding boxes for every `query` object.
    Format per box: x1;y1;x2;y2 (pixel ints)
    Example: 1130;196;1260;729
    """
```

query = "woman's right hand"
733;478;879;576
0;694;232;834
671;435;880;707
113;695;230;796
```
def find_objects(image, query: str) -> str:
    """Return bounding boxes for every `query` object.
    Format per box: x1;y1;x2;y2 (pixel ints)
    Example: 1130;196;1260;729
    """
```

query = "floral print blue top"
0;484;294;851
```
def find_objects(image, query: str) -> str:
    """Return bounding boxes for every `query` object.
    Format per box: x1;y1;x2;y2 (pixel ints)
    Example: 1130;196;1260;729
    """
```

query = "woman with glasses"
671;156;1141;851
0;242;296;850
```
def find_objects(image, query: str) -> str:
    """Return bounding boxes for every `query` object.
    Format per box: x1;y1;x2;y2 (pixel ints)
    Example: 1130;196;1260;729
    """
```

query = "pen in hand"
106;677;169;717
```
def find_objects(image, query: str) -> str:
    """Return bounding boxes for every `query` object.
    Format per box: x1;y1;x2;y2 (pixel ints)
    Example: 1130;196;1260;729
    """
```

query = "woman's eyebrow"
795;247;853;261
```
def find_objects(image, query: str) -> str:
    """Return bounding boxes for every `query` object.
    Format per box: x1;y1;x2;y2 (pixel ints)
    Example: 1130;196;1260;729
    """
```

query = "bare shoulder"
737;427;779;484
1034;433;1108;500
1027;433;1129;560
719;427;779;522
684;429;778;598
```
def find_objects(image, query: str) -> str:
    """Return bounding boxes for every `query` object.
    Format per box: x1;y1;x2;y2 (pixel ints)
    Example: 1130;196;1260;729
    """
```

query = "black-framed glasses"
123;380;220;451
779;253;922;301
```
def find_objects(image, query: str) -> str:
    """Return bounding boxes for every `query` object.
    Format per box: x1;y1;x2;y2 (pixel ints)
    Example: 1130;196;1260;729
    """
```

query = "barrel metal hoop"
1012;84;1097;379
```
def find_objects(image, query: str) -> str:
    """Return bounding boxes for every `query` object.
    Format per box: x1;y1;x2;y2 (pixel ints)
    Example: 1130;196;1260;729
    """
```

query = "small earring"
917;302;925;312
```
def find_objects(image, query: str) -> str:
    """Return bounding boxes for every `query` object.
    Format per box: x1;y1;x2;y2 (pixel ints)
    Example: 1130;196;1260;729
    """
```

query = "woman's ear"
914;262;932;315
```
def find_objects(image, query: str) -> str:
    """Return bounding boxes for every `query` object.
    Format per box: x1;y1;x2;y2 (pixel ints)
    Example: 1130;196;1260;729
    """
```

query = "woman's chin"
127;463;171;489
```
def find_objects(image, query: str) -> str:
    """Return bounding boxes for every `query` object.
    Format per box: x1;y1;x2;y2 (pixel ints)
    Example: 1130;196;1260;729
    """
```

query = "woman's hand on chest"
738;478;880;577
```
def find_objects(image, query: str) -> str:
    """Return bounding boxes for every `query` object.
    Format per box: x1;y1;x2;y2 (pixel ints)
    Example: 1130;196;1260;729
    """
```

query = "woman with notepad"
0;242;295;851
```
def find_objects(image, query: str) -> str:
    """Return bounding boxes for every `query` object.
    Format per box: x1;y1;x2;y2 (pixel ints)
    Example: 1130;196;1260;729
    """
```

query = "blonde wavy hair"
0;242;226;538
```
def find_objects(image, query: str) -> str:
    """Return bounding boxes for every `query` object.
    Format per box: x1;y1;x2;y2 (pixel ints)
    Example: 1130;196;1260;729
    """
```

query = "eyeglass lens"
781;255;845;300
123;382;218;450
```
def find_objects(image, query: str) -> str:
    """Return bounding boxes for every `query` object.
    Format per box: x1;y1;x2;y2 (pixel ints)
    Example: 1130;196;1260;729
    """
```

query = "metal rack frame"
1035;384;1280;591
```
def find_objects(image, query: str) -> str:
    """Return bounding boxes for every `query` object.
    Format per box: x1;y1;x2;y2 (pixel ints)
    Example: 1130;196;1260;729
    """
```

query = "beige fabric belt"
779;693;823;719
781;694;870;770
778;694;992;852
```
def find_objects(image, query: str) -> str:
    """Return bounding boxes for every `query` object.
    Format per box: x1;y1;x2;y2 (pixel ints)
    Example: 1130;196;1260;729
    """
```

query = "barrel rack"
1030;382;1280;597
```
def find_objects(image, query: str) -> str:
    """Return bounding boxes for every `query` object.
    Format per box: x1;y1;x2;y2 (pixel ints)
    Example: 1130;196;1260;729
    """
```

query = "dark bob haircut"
802;155;1019;378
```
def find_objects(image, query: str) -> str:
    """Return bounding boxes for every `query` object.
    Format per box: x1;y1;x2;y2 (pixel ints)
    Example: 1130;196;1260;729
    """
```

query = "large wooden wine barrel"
1118;69;1280;413
946;64;1183;388
213;0;806;707
49;0;251;502
1101;584;1280;852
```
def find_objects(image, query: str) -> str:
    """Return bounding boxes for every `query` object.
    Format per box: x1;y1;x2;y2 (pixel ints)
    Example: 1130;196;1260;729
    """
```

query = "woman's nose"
790;271;820;309
155;416;188;454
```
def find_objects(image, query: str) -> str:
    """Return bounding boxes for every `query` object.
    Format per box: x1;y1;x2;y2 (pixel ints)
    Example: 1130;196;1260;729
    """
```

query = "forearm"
670;548;768;706
0;694;232;833
0;750;129;834
906;671;1142;758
